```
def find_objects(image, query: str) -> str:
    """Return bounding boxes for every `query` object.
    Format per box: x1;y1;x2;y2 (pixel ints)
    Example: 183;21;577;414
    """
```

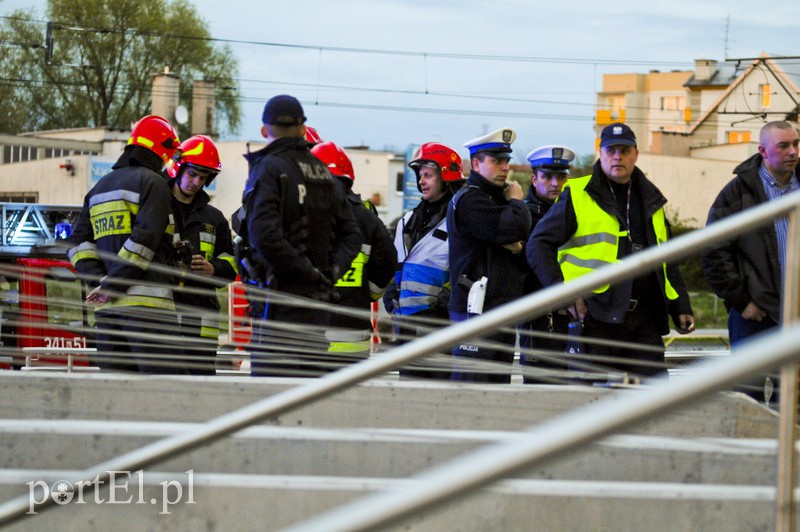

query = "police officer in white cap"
447;128;532;383
518;144;576;383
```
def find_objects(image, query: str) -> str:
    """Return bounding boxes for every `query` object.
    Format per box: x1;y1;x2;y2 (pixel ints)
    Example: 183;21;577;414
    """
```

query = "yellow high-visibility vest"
557;175;678;300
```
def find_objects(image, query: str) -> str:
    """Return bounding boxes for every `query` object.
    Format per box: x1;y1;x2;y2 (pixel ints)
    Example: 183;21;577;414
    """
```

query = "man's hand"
568;297;587;321
741;301;767;322
675;314;696;334
503;180;524;201
502;241;524;254
190;254;215;276
85;284;113;305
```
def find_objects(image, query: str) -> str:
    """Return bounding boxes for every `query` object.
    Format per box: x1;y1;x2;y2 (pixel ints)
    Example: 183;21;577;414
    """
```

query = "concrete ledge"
0;422;781;484
0;372;779;438
0;473;787;531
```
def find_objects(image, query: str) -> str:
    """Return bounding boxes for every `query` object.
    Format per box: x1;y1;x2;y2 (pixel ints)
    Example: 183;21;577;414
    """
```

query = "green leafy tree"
0;0;241;137
571;153;595;177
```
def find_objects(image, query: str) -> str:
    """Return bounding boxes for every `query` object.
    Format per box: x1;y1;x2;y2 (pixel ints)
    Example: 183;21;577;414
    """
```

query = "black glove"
318;270;332;289
286;216;310;255
383;281;400;313
436;287;451;309
329;265;341;285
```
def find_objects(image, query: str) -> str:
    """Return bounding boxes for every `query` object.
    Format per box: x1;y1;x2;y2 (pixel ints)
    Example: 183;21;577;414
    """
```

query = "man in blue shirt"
702;120;800;404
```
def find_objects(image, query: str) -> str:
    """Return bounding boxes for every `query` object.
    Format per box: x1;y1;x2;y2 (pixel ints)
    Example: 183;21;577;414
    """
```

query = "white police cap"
464;128;516;157
526;145;576;172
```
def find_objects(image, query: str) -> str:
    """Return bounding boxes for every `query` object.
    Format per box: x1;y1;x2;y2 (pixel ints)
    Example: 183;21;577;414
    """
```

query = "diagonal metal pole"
776;202;800;532
285;326;800;532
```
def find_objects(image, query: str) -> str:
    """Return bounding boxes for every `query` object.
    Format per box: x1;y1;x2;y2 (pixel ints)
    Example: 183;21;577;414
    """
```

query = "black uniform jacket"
169;183;237;311
447;171;531;312
523;187;555;294
68;146;179;296
243;136;361;297
332;178;397;330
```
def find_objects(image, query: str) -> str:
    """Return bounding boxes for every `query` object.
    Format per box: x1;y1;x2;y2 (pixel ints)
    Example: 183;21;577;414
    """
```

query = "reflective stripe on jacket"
67;162;178;312
557;175;678;300
394;211;449;315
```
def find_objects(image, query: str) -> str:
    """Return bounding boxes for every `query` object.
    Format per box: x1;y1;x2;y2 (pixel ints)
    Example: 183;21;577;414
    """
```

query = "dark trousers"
729;307;779;405
93;307;186;374
250;297;331;377
576;312;666;381
176;313;218;376
449;311;515;384
390;310;452;380
519;312;569;384
728;307;778;345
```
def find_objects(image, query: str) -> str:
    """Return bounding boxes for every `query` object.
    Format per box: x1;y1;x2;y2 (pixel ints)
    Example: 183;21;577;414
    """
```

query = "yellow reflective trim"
200;326;219;339
218;253;238;273
328;340;371;353
653;209;679;301
199;241;213;258
90;198;139;216
131;136;154;149
182;140;205;157
103;295;176;311
118;247;151;270
335;251;367;287
89;208;133;239
69;249;100;265
200;314;220;339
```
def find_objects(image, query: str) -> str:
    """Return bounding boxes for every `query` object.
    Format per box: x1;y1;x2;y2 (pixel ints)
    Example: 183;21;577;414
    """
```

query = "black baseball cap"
262;94;307;126
600;122;637;148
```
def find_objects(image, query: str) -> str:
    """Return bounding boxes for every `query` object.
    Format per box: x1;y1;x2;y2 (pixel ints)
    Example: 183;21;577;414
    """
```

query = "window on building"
1;145;39;163
0;192;38;203
660;95;686;111
607;96;623;113
759;84;771;109
728;131;752;144
45;147;74;159
597;96;625;125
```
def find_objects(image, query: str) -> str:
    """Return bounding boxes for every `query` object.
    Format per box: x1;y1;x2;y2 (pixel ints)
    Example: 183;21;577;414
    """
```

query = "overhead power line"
0;15;694;68
1;15;793;131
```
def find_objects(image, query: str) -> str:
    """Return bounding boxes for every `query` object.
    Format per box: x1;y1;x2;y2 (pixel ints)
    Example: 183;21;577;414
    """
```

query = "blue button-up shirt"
759;164;800;284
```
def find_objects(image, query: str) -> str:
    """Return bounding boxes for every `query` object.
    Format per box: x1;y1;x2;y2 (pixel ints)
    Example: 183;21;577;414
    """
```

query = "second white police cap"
526;145;576;172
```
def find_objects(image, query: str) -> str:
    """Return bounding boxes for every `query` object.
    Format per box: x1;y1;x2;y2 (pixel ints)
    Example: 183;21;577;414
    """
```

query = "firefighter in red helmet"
310;141;396;362
167;135;237;374
384;142;464;379
67;115;186;374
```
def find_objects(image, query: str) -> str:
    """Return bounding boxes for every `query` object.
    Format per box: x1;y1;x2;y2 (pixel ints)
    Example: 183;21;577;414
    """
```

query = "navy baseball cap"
600;123;637;148
262;94;307;126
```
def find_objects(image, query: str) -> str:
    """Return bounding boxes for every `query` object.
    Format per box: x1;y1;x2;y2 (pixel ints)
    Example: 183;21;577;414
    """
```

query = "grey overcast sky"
3;0;800;160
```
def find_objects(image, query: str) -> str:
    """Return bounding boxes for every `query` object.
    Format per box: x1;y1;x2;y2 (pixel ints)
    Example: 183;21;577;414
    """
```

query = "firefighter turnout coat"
67;147;179;311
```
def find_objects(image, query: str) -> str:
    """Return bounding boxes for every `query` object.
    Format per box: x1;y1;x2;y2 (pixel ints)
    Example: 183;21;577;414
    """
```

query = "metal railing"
1;190;800;529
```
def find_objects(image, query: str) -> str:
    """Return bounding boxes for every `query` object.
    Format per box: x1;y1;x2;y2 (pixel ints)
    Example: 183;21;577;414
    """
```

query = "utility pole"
723;15;731;60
